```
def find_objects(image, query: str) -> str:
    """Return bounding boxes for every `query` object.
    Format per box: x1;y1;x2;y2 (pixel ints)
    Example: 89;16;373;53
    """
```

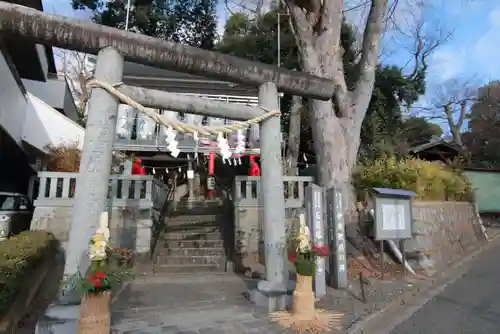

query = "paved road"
391;240;500;334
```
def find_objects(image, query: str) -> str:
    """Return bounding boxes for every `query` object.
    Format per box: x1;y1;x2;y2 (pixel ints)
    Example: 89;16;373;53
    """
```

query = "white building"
0;0;83;194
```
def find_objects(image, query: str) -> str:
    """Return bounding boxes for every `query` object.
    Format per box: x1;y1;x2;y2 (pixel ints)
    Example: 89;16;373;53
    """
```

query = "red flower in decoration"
312;244;329;257
88;271;106;289
88;275;101;289
288;248;296;263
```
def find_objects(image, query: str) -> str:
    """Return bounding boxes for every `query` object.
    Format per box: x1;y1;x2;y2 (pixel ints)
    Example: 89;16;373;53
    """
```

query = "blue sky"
418;1;500;88
43;0;500;110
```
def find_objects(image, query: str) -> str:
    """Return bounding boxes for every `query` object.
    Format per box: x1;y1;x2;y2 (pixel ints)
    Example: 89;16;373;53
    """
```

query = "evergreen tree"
72;0;217;49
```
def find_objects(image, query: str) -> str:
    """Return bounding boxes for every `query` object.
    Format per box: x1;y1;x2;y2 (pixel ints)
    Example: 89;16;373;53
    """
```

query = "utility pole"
276;3;289;109
125;0;131;31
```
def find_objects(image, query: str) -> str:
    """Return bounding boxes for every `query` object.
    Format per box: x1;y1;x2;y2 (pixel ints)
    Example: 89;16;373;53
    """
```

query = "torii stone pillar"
64;46;123;277
250;82;288;312
36;47;123;333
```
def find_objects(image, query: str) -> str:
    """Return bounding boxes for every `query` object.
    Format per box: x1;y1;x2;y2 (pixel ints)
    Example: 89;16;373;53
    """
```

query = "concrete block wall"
234;201;487;276
30;205;153;254
234;207;298;269
406;201;487;274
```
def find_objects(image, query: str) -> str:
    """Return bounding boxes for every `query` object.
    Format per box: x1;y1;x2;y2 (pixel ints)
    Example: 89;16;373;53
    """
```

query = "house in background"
463;168;500;215
408;137;461;163
408;138;500;217
0;0;82;195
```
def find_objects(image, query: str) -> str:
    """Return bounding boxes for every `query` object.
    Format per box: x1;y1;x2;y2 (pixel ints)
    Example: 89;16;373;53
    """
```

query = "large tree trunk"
284;95;303;176
287;0;387;206
309;99;354;204
286;0;387;260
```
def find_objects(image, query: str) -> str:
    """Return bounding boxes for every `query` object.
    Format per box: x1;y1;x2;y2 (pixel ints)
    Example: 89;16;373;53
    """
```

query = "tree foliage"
72;0;218;49
464;81;500;167
359;65;426;160
399;117;442;147
353;156;473;202
218;11;298;70
218;11;427;164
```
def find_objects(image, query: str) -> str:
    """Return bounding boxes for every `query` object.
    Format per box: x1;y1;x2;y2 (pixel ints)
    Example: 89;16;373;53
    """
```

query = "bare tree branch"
352;0;387;114
54;48;92;123
423;77;479;148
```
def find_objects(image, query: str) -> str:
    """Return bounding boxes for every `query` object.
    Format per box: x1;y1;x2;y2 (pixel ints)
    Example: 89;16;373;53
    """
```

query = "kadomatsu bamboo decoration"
62;212;132;334
270;213;343;333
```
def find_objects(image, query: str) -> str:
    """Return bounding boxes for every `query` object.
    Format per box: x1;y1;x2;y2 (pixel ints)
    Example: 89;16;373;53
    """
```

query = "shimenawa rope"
86;79;280;138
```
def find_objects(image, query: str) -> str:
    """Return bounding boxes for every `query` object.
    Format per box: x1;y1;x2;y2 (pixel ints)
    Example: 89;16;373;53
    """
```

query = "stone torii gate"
0;3;334;312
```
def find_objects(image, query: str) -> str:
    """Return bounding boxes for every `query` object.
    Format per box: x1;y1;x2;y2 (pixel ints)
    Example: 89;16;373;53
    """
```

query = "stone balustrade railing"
30;171;170;255
32;171;168;209
233;175;314;208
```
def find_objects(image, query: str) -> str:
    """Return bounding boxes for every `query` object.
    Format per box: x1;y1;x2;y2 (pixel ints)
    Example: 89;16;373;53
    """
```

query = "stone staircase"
154;200;230;273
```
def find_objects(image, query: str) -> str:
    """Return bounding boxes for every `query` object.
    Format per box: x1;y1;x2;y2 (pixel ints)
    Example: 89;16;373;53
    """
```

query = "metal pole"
187;156;194;200
64;47;123;278
277;11;281;111
380;240;384;281
277;12;281;70
401;239;407;278
125;0;131;31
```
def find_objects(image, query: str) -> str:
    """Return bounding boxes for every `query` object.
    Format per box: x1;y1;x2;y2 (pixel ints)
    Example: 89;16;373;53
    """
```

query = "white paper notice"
381;203;405;231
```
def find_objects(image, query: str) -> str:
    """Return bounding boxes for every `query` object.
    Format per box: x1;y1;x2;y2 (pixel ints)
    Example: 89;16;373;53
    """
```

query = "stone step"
164;231;223;241
165;225;221;234
167;214;222;224
160;238;224;249
175;199;224;206
167;215;221;223
157;254;226;266
155;263;226;273
171;205;227;216
158;247;226;257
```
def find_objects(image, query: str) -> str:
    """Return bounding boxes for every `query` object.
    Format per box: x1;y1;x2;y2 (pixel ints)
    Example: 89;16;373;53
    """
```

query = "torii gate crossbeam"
0;3;334;100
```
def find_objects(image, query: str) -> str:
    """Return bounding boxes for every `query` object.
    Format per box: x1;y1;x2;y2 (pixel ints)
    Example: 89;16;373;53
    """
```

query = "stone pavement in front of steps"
110;273;291;334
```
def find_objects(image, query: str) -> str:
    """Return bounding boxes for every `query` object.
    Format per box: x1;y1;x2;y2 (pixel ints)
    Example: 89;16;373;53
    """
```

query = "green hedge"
353;156;474;202
0;231;57;314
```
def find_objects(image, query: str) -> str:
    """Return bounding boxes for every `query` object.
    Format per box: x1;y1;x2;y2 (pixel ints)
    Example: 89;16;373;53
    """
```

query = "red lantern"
248;154;260;177
131;159;146;175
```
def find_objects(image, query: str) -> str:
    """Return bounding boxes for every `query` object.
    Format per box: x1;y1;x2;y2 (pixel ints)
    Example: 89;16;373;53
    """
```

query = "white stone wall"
31;205;153;254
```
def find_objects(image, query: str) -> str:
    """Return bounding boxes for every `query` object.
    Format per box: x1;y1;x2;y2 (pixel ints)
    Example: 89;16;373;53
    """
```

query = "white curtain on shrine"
248;124;260;148
161;110;178;139
116;104;136;139
136;108;157;140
